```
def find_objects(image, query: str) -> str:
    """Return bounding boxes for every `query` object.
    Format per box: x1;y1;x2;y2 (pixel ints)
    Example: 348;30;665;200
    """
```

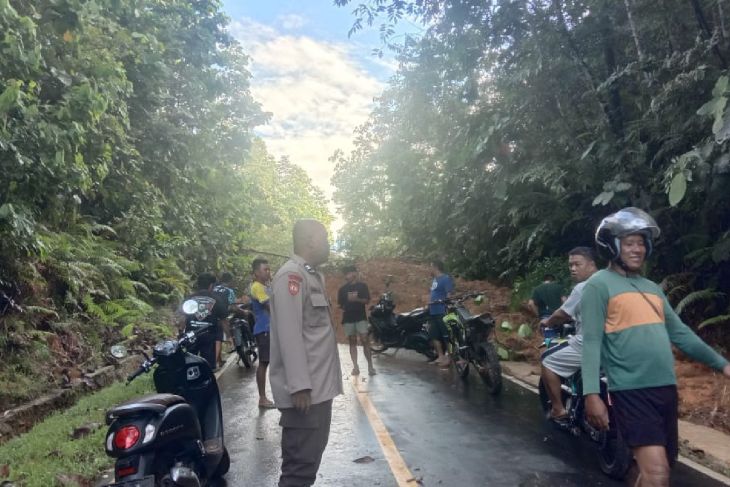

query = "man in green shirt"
528;274;565;319
582;207;730;487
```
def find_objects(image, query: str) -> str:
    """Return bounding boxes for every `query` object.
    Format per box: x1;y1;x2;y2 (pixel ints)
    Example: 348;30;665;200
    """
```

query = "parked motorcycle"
230;303;257;368
103;298;230;486
368;276;437;361
537;324;632;480
441;293;503;395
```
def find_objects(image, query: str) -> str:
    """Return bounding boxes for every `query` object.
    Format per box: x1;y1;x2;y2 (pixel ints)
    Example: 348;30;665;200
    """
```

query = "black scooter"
104;298;230;487
230;303;257;368
368;276;436;361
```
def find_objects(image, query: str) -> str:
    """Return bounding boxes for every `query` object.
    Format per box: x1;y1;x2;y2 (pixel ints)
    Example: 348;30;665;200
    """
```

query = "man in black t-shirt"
181;272;229;370
337;265;374;376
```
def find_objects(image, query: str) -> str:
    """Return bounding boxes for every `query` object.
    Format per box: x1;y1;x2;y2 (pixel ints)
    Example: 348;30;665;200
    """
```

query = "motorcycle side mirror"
182;299;198;314
110;344;128;359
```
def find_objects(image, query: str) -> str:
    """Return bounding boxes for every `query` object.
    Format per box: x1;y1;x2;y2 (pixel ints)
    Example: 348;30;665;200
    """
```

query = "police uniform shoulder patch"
288;273;302;296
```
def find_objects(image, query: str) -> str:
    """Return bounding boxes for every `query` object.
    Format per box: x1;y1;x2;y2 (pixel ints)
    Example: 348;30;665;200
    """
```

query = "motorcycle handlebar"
429;291;484;306
125;324;211;383
127;358;155;383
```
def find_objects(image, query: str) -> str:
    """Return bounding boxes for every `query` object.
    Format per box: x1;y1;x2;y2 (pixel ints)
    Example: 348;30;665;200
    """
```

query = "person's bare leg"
633;445;670;487
349;335;359;375
215;340;222;368
541;364;567;418
433;340;450;366
433;339;444;360
257;362;274;407
360;333;375;375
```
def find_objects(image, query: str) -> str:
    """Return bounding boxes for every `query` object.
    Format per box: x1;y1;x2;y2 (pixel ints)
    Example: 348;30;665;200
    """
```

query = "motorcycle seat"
396;307;426;321
106;393;186;423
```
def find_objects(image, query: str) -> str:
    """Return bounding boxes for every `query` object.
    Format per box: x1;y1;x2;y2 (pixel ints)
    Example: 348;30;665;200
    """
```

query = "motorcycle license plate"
108;476;154;487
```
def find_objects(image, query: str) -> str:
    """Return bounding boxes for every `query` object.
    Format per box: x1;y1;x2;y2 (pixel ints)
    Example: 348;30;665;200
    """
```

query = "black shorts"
611;385;679;465
428;314;449;342
255;332;270;363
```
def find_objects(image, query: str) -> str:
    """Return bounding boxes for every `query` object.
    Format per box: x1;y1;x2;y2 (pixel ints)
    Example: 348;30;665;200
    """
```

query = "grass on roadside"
0;375;154;487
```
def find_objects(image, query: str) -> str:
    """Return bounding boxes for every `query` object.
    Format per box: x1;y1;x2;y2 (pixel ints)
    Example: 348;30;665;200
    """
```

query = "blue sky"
221;1;419;231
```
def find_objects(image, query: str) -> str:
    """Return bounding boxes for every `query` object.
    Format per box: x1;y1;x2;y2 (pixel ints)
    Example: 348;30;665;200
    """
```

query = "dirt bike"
368;275;437;361
441;293;503;395
537;323;632;480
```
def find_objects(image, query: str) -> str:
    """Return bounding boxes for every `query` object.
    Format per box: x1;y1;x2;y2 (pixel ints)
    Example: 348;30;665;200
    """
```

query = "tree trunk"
689;0;728;68
600;7;625;139
718;0;729;41
624;0;645;62
550;0;613;130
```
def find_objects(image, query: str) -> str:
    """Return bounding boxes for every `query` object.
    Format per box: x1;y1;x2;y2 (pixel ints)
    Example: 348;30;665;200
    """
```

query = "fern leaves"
675;289;727;316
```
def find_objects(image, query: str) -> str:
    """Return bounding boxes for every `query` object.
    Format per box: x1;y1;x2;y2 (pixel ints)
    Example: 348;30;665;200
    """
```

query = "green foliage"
333;0;730;347
698;314;730;330
0;374;154;486
675;289;726;316
510;257;571;310
0;0;331;403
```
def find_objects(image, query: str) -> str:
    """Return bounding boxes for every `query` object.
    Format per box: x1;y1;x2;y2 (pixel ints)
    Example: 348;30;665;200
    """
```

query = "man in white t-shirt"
540;247;598;424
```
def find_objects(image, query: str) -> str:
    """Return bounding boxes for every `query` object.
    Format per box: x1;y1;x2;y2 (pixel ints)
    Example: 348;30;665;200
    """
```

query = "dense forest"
3;0;730;405
332;0;730;346
0;0;330;406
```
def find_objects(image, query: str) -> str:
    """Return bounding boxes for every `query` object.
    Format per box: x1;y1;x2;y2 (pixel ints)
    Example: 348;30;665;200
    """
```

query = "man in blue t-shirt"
428;259;454;367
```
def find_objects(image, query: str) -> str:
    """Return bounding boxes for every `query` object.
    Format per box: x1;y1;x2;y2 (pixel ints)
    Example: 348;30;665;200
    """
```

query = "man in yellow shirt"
251;257;276;408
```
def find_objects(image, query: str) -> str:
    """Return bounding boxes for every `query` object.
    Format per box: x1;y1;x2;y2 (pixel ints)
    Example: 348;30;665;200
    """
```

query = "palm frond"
698;314;730;330
675;289;727;316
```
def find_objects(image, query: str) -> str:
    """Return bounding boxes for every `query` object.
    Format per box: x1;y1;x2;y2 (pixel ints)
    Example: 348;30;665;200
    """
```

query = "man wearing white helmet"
581;207;730;487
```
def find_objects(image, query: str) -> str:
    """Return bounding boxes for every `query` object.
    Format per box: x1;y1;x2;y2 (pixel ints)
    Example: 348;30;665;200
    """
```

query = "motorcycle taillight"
113;425;141;449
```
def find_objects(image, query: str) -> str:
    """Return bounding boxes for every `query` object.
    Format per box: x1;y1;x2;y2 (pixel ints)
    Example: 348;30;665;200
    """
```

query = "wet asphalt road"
216;346;727;486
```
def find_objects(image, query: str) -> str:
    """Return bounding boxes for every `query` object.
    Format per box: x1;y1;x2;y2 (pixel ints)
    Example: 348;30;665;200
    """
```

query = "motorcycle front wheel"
475;343;502;395
597;424;632;479
455;358;469;379
369;330;389;353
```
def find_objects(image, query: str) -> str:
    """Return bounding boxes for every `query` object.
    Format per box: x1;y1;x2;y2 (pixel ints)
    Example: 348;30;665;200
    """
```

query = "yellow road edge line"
350;378;416;487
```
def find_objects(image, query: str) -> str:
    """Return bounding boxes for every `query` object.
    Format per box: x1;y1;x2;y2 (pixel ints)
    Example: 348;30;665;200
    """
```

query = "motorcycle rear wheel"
238;347;251;368
213;447;231;478
476;343;502;395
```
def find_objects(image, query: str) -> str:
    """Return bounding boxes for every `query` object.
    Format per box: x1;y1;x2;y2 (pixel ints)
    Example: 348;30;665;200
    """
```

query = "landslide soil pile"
323;258;519;344
323;258;730;435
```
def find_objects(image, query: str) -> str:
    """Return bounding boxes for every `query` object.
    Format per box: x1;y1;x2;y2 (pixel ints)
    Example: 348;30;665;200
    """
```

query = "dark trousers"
278;399;333;487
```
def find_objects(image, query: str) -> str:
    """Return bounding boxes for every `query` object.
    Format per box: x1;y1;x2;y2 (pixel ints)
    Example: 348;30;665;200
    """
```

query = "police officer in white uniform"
270;219;343;487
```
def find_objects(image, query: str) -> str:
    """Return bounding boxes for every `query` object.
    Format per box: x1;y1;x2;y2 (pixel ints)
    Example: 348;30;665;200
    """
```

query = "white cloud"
228;17;386;233
278;13;308;31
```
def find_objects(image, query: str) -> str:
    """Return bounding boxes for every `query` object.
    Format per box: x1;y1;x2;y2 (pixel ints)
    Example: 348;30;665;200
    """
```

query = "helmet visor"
596;207;660;240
